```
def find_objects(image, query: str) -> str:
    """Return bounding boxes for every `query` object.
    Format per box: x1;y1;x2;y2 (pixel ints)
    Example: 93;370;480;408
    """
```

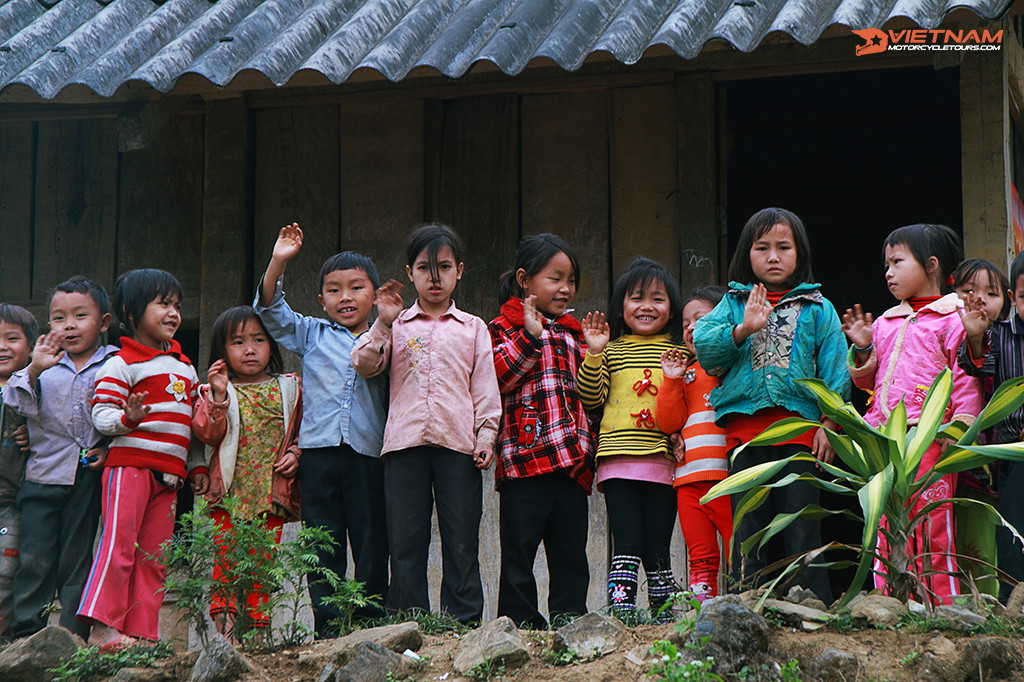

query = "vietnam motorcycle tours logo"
852;27;1003;54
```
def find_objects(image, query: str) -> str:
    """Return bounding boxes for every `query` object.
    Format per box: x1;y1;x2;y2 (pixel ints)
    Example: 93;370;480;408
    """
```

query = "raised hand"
207;359;230;403
582;312;610;355
523;295;544;338
660;347;690;379
841;304;874;349
124;392;150;423
734;284;771;344
29;331;65;381
375;279;405;327
958;293;991;358
271;223;304;263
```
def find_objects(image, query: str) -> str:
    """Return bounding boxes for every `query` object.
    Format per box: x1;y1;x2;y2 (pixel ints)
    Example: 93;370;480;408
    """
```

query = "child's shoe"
648;569;678;623
688;567;719;602
608;554;641;615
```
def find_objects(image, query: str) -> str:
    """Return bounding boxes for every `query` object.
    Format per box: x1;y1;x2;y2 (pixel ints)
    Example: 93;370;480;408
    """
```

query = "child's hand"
734;284;771;344
841;304;874;350
274;451;299;477
124;392;150;423
660;348;690;379
958;292;992;345
582;312;610;354
523;295;544;339
811;426;835;465
473;446;494;470
28;331;65;380
13;425;29;452
271;223;304;264
85;445;108;470
191;471;210;495
207;359;230;403
669;432;686;463
375;279;405;327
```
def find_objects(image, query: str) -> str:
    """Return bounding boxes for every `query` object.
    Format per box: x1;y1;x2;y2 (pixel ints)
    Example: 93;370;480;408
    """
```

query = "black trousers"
729;443;832;603
385;446;483;624
299;445;388;635
11;467;100;638
497;472;589;628
603;478;677;571
997;460;1024;602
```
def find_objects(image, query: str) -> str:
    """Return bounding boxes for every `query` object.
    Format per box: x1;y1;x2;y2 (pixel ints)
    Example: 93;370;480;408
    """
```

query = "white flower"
166;374;188;402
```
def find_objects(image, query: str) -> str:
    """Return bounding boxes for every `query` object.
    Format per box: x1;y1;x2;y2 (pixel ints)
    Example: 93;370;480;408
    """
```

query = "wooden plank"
960;51;1012;268
253;105;341;322
521;90;609;315
117;96;191;152
32;119;118;297
676;73;718;294
609;84;679;281
118;114;203;299
339;98;425;287
200;97;251;371
432;94;520;320
0;121;34;300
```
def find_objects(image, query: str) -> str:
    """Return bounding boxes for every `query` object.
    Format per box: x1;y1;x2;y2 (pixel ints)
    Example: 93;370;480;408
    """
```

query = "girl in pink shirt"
352;224;500;624
843;223;982;604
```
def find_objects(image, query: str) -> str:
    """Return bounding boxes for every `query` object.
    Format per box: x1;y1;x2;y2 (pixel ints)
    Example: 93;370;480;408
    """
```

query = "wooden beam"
116;96;192;152
960;49;1012;268
676;73;717;294
199;96;251;372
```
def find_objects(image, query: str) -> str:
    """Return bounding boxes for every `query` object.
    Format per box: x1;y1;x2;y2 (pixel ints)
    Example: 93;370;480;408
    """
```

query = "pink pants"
874;443;960;605
77;467;177;640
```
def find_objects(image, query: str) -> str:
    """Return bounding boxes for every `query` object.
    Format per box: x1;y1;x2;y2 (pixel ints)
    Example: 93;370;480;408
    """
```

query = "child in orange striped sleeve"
657;286;731;601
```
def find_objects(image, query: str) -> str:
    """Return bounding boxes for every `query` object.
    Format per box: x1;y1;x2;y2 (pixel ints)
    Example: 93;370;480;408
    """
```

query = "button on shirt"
254;281;388;456
3;344;118;485
352;300;501;456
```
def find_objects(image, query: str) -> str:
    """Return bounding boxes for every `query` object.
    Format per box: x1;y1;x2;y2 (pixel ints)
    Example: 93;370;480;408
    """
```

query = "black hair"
883;224;963;294
113;269;184;335
208;306;284;377
46;276;110;317
727;207;815;286
0;304;38;345
1010;251;1024;292
319;252;381;290
498;233;580;302
952;258;1011;320
608;257;684;343
405;223;465;282
685;285;728;310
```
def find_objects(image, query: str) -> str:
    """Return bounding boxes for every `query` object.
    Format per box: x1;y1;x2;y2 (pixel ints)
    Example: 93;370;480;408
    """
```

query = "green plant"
703;370;1024;607
322;574;382;636
647;638;723;681
542;647;581;666
363;607;471;635
50;641;173;682
466;656;506;680
778;658;803;682
901;648;921;667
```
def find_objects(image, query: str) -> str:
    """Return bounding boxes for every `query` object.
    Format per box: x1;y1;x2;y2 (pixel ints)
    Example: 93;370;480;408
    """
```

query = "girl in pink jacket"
843;224;982;604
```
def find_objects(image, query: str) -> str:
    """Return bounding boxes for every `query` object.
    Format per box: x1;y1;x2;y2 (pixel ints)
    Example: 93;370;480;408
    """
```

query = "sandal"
98;635;138;653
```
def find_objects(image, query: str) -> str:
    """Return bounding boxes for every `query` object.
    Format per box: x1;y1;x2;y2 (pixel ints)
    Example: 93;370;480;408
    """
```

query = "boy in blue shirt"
255;223;388;636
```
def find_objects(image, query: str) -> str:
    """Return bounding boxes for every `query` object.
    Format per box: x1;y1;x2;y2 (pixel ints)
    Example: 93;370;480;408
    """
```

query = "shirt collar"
882;292;963;318
118;336;191;365
398;299;473;323
58;344;119;371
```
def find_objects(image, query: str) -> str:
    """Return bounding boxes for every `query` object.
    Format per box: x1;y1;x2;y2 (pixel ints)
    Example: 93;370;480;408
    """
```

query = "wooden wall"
0;76;715;620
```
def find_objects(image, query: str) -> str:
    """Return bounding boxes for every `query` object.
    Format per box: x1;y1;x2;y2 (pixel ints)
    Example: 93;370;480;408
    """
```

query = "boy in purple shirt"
3;277;117;638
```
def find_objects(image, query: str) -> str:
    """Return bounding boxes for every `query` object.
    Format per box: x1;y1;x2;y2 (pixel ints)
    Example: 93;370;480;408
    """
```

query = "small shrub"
647;639;723;681
49;641;173;682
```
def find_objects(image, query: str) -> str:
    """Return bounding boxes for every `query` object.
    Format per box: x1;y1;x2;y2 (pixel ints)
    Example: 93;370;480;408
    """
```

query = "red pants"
77;467;177;640
209;507;284;628
677;481;733;581
874;443;960;604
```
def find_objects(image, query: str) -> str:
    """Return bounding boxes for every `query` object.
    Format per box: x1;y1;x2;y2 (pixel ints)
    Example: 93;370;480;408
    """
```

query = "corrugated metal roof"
0;0;1013;99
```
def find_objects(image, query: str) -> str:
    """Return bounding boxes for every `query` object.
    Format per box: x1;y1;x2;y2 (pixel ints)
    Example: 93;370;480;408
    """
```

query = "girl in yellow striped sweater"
578;257;685;621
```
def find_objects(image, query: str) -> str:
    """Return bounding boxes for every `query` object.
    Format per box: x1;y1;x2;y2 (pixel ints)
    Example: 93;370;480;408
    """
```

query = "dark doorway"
720;66;963;596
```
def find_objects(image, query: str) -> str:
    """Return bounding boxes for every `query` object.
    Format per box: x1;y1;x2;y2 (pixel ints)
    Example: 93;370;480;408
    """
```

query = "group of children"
2;209;1024;646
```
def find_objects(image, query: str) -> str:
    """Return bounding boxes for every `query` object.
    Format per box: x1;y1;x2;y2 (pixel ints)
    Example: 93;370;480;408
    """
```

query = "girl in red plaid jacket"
489;234;596;629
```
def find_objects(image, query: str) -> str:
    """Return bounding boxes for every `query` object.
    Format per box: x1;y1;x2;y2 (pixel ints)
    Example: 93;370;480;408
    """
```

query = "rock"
111;668;173;682
0;626;85;682
934;605;987;631
919;652;961;682
453;616;530;674
926;635;957;658
331;641;418;682
960;637;1023;680
810;648;860;682
907;600;927;615
831;592;865;611
687;595;772;676
551;612;627;658
800;621;826;631
316;663;337;682
189;632;258;682
850;594;907;626
800;598;829;612
299;622;422;670
785;586;818;604
1005;581;1024;617
762;598;832;626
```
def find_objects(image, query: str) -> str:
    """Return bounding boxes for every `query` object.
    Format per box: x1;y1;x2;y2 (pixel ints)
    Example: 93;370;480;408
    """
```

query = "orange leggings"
209;507;285;628
677;480;733;578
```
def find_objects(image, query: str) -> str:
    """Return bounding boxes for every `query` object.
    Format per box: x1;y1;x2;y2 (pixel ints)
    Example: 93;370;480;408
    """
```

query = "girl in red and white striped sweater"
79;269;209;650
656;286;732;601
